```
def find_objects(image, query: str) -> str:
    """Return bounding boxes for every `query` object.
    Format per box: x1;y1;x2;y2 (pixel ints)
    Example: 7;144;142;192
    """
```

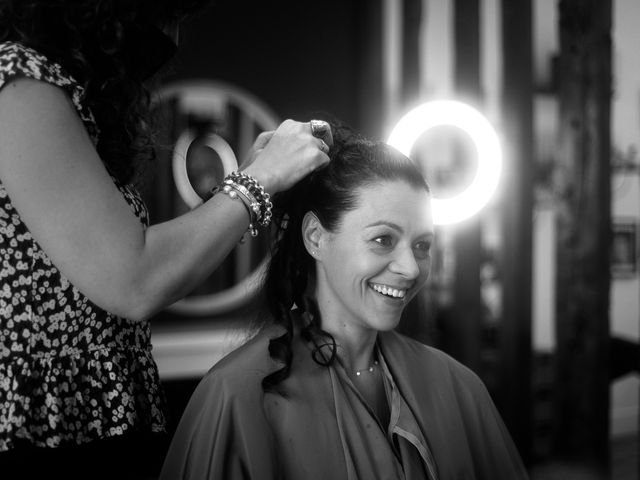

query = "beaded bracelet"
223;180;260;237
226;171;273;228
209;171;272;239
210;183;257;239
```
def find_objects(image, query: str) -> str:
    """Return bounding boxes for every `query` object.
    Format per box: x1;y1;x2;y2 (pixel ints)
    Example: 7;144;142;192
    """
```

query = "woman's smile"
368;282;408;299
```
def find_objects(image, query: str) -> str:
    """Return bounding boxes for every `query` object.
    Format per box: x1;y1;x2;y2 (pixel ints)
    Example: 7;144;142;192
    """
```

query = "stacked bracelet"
226;171;273;227
209;171;272;239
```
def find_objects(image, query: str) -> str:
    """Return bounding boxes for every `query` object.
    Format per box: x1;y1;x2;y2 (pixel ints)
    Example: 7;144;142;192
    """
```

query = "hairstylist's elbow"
119;303;154;323
122;292;161;323
104;284;158;323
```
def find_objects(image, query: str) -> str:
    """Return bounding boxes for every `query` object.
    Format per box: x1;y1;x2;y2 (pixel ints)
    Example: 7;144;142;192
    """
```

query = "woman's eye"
414;241;431;258
373;236;393;247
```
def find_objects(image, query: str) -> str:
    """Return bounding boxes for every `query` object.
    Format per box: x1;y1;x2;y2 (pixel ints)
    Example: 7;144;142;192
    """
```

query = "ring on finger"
310;119;330;139
318;139;329;153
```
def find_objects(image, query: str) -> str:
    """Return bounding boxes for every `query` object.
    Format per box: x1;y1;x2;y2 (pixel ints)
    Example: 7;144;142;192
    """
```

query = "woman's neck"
312;282;379;372
320;316;379;373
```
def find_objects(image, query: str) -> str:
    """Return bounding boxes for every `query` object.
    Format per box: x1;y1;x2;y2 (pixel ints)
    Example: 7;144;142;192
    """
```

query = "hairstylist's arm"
0;79;328;321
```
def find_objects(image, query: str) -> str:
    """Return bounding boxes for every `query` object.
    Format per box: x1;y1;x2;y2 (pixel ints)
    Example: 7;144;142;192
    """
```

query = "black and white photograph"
0;1;638;479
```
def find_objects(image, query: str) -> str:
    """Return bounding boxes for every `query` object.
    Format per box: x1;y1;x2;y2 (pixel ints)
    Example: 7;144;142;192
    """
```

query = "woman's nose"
389;246;421;280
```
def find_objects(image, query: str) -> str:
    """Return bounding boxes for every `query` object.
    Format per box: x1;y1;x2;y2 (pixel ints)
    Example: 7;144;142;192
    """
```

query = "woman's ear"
301;212;324;260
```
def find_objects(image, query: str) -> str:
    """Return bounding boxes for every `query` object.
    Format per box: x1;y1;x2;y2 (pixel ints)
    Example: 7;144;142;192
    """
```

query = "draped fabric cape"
160;325;528;480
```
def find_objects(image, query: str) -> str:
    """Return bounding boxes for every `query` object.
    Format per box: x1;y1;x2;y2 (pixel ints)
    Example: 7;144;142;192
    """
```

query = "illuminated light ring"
387;100;502;226
172;131;238;209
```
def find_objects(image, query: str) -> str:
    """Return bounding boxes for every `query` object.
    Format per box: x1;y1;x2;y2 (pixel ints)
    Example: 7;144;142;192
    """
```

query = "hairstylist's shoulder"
0;74;89;171
0;70;81;129
0;42;78;100
0;73;76;112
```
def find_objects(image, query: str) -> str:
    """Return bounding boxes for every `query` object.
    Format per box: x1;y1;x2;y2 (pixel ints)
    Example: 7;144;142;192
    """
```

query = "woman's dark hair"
0;0;207;185
262;121;430;394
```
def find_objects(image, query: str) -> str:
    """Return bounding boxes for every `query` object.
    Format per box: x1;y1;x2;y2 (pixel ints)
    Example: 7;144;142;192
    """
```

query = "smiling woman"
159;122;528;480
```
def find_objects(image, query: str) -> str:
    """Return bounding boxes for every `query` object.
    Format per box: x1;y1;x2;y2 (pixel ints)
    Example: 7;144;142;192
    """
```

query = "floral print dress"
0;42;166;451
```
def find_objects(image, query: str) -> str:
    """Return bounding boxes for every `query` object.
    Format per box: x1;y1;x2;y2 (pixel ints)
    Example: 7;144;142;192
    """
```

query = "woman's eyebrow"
364;221;435;239
420;232;436;242
365;220;403;232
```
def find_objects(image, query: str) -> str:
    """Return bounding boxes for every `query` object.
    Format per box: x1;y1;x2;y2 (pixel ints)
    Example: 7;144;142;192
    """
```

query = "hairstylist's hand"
242;119;333;194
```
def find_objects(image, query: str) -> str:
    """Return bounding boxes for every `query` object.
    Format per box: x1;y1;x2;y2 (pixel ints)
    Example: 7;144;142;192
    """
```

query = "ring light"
387;100;502;225
172;131;238;209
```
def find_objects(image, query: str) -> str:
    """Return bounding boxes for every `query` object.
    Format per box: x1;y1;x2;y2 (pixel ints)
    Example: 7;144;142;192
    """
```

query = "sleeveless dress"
0;42;166;451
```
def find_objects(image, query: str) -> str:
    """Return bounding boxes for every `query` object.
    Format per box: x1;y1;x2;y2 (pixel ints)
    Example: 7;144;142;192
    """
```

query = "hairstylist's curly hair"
261;121;431;395
0;0;206;185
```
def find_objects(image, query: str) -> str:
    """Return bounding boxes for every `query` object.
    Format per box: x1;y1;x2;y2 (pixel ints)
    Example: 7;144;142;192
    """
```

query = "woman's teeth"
370;283;406;298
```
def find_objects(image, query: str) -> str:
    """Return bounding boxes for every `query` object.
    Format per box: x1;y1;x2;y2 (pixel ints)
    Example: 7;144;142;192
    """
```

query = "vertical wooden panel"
500;0;534;465
355;0;384;138
401;0;422;107
449;0;483;374
554;0;612;474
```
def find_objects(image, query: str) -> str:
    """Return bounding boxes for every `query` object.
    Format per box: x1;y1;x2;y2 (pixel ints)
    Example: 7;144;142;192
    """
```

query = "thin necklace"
355;360;379;376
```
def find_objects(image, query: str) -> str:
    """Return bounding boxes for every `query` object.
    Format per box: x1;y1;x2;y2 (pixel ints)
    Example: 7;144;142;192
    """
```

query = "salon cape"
160;325;528;480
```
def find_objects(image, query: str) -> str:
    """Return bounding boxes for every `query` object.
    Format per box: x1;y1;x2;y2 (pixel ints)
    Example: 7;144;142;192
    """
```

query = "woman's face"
313;180;434;336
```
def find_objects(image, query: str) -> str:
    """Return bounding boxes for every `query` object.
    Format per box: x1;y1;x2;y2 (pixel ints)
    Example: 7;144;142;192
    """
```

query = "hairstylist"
0;1;333;478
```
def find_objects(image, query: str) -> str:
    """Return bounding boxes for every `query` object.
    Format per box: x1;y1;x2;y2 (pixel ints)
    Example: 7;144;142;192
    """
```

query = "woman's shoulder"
379;330;453;362
196;324;283;397
381;330;485;389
